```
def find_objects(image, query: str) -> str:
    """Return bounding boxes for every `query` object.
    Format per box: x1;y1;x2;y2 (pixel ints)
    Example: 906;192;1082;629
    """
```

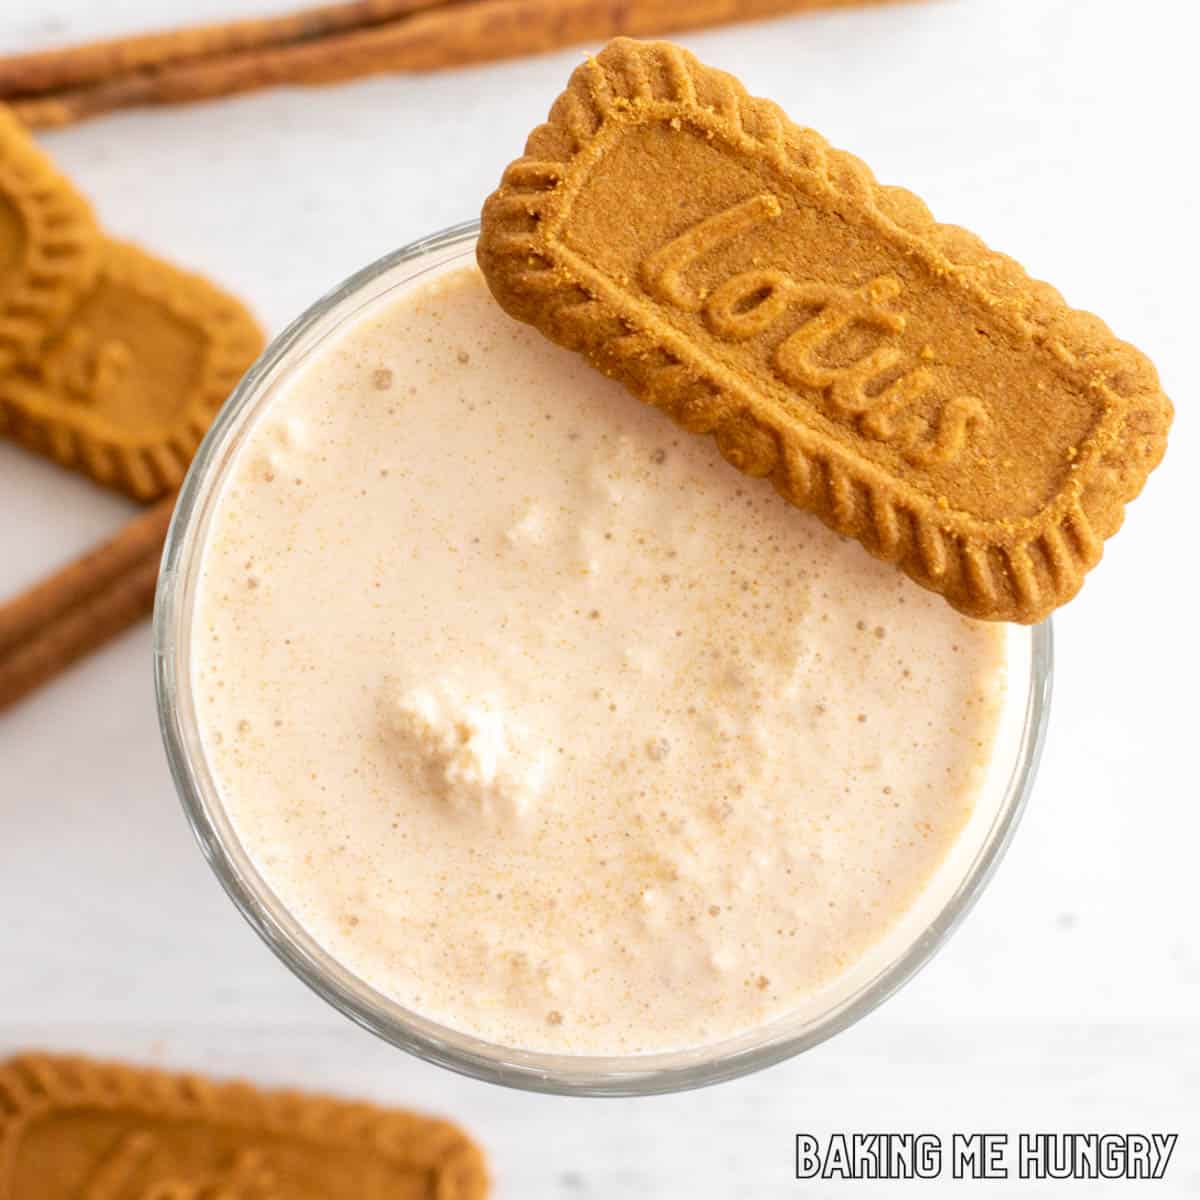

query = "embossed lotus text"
84;1132;276;1199
642;194;987;466
45;328;133;408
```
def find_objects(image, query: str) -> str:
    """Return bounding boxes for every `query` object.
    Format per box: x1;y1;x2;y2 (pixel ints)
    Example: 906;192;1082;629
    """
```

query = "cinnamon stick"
0;494;174;713
0;0;453;99
12;0;884;130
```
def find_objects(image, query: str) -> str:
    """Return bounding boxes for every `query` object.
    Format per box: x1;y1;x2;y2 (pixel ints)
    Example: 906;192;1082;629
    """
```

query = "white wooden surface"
1;0;1197;1194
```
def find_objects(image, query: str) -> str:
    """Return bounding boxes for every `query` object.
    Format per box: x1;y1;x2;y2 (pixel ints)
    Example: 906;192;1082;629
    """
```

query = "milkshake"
189;263;1009;1056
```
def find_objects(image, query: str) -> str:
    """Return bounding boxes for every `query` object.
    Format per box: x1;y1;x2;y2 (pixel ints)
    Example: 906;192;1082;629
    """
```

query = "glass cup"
154;220;1053;1096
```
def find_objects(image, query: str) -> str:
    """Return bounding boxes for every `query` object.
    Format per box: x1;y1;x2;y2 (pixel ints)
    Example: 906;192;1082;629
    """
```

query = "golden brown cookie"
478;38;1172;623
0;237;263;500
0;1052;489;1199
0;104;100;374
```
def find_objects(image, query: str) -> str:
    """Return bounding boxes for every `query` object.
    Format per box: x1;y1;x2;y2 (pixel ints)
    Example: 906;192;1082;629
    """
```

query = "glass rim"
153;220;1053;1097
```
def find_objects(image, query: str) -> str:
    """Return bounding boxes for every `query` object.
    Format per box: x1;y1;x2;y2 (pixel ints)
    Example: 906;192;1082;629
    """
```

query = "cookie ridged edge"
478;38;1172;623
0;238;264;501
0;1052;489;1196
0;105;100;373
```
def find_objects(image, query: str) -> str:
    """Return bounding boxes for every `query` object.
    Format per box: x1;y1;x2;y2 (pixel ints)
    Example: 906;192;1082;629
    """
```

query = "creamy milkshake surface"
191;265;1008;1054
